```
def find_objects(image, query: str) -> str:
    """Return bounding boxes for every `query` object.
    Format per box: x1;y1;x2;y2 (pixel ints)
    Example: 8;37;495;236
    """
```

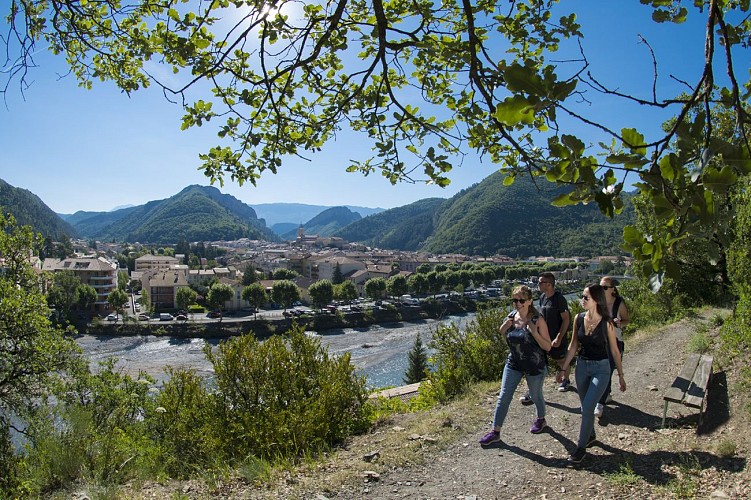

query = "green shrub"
715;439;736;458
720;295;751;358
618;278;692;334
710;312;725;327
425;308;507;402
151;367;222;477
205;326;370;461
0;424;21;495
604;460;640;487
17;360;160;495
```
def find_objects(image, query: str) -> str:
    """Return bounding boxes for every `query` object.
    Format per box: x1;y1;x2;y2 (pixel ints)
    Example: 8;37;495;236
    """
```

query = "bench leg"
662;400;669;428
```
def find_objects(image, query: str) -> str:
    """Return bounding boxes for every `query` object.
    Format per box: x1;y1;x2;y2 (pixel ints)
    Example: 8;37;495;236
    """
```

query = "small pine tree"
403;333;429;384
332;262;344;284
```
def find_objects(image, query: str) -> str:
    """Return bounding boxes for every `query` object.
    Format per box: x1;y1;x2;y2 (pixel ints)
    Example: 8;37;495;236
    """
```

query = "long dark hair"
586;283;613;325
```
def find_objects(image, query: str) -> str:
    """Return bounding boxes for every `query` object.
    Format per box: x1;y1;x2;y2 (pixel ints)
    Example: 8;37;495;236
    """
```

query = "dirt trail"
315;311;750;499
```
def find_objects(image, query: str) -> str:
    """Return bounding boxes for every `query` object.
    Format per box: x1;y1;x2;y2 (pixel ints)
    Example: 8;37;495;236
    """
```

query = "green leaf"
652;195;674;220
494;96;536;126
561;134;585;156
502;63;546;95
621;128;647;155
703;166;737;194
622;226;644;245
658;154;677;182
550;193;575;207
552;79;578;100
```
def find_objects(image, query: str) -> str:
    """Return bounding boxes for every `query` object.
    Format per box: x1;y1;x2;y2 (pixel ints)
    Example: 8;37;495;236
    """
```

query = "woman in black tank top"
557;284;626;464
597;276;630;412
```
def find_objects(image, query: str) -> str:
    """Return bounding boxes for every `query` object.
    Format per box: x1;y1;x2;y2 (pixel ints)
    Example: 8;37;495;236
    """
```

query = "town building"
141;269;190;310
134;254;180;273
42;256;118;312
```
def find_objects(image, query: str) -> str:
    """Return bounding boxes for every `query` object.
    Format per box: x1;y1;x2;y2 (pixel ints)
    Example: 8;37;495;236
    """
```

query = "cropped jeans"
574;357;611;449
491;363;546;430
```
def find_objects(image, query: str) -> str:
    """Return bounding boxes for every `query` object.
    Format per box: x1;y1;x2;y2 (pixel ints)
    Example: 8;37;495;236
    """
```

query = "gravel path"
321;311;750;499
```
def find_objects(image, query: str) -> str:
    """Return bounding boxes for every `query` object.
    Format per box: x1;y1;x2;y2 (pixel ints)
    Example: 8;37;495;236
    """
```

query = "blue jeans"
574;357;611;449
600;340;625;404
491;363;546;429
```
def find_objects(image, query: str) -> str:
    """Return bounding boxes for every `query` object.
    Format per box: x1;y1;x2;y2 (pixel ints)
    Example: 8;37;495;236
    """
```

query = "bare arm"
529;317;552;352
499;315;514;336
616;301;630;327
607;321;626;391
551;309;571;348
557;315;579;382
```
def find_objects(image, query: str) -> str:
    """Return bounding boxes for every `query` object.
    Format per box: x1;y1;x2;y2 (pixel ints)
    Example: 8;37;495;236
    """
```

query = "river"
76;312;478;390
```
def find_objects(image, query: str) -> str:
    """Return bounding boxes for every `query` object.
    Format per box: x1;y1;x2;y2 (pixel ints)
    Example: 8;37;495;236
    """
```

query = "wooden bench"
662;353;713;428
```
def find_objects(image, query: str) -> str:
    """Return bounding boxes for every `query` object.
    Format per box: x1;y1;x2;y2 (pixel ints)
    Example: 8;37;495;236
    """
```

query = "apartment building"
42;256;118;312
141;269;190;310
134;254;180;273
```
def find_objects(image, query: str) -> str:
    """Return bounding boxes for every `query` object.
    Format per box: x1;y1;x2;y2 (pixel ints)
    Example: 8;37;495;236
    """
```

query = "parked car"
175;314;188;321
106;313;118;321
207;311;222;318
137;313;150;321
159;313;174;321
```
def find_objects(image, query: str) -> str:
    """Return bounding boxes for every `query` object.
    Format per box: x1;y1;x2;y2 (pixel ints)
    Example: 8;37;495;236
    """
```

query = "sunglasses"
582;295;591;301
511;298;527;304
602;285;613;290
538;281;550;285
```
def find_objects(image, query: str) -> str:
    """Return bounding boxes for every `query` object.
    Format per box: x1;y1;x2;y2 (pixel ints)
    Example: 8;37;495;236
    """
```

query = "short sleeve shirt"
538;290;569;338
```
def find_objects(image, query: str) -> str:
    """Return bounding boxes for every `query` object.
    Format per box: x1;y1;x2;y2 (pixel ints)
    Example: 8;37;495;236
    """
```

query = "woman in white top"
595;276;630;418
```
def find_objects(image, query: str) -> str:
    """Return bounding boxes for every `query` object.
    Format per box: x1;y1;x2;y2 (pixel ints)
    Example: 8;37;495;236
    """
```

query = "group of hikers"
478;273;630;464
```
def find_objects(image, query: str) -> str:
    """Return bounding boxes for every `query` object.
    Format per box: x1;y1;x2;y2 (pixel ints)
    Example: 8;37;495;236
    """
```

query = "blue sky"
0;1;717;214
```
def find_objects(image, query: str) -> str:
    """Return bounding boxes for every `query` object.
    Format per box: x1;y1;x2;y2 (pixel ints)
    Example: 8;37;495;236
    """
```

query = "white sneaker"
594;403;604;417
519;392;533;405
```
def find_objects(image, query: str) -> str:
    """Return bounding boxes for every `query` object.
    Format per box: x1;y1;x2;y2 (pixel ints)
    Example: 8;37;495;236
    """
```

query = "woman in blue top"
479;285;552;445
558;284;626;464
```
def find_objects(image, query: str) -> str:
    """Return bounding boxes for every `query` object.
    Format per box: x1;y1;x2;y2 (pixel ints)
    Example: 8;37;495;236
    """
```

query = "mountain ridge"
64;185;279;243
3;177;634;258
0;179;77;239
335;173;635;257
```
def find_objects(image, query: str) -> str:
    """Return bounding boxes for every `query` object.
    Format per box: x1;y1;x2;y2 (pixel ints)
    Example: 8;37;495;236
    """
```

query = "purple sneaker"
530;417;547;434
478;430;501;445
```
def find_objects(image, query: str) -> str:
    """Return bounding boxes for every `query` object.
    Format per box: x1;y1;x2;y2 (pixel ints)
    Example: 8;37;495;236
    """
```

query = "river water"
76;312;478;390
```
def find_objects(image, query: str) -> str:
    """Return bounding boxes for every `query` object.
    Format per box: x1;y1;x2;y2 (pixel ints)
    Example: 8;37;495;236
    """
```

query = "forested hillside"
281;206;361;239
68;185;278;243
0;179;77;239
60;207;138;236
335;198;446;250
336;174;634;257
423;173;634;256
